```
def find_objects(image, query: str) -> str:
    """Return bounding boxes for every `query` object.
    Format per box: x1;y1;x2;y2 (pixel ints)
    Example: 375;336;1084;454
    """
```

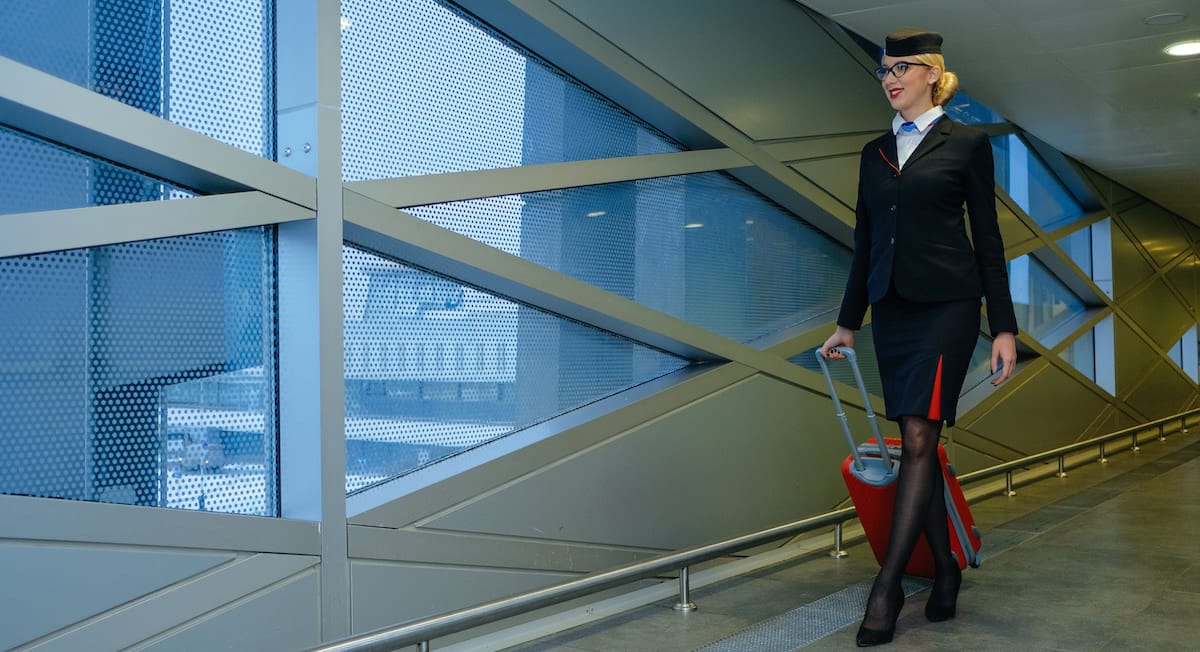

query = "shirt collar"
892;105;945;135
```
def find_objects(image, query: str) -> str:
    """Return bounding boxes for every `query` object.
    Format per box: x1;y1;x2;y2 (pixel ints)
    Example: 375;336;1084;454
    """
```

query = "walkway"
507;432;1200;651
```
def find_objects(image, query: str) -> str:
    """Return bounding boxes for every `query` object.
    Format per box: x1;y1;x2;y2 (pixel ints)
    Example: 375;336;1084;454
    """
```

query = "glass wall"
0;227;277;515
340;0;678;181
1008;253;1087;343
343;244;689;492
1;125;194;215
991;134;1084;233
409;173;851;344
0;0;274;157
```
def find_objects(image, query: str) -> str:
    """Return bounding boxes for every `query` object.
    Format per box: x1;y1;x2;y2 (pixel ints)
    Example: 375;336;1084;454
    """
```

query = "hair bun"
935;70;959;106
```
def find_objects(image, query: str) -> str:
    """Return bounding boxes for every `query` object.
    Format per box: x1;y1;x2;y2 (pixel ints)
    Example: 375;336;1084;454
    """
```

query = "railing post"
1132;432;1140;452
418;641;430;652
1004;470;1016;496
674;567;697;612
1056;455;1068;478
1100;442;1108;463
830;522;849;559
1161;423;1168;441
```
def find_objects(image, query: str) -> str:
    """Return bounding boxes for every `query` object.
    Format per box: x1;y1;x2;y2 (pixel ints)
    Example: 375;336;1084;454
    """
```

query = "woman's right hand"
819;326;855;359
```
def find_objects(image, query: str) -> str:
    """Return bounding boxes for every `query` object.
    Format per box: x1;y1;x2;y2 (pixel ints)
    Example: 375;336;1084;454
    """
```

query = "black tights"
861;415;956;628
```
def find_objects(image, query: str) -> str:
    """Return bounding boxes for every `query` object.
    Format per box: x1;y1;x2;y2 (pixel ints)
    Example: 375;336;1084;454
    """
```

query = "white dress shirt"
892;105;945;169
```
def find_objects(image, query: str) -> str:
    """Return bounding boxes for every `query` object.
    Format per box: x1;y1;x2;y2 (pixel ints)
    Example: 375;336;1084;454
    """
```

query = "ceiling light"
1145;12;1186;25
1165;40;1200;56
684;222;704;229
586;211;606;218
340;16;351;30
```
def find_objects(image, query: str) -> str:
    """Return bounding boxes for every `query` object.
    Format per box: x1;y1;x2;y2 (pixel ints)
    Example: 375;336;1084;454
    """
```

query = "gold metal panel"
1114;317;1159;397
1109;222;1156;298
963;364;1111;456
790;155;859;208
1122;280;1193;349
1167;255;1199;311
996;200;1037;250
1125;360;1193;421
1120;202;1190;268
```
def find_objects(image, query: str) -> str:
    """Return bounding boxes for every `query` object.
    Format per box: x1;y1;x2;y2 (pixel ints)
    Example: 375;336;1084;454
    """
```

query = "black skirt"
870;291;982;427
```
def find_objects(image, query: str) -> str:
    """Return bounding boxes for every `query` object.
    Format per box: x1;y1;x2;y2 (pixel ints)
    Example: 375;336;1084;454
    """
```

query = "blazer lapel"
904;117;952;169
879;133;901;173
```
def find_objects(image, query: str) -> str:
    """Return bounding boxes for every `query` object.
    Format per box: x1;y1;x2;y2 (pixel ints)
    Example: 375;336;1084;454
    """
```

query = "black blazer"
836;118;1019;336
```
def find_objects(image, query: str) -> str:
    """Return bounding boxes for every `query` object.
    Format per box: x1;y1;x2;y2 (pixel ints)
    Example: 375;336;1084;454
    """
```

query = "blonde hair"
910;52;958;106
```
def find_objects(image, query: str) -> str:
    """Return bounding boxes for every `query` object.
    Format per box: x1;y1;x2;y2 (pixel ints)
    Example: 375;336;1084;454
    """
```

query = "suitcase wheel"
969;560;981;568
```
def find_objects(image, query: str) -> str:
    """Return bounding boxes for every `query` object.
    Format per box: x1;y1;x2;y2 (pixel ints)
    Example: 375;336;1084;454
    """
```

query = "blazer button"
890;237;895;245
890;205;897;212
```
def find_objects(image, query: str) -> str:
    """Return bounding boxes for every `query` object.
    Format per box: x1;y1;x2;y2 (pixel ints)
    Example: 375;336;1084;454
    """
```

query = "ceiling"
545;0;1200;224
797;0;1200;223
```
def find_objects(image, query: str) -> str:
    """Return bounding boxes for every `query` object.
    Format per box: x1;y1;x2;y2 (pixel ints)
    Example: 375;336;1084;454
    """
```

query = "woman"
818;28;1018;646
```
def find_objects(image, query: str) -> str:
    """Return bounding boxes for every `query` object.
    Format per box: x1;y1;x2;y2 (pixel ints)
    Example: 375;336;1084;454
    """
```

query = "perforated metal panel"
340;0;679;181
408;172;851;343
0;1;274;157
0;125;194;215
343;243;690;493
0;228;277;516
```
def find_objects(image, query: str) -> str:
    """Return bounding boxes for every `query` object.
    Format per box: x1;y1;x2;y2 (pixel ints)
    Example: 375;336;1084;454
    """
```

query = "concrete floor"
506;433;1200;651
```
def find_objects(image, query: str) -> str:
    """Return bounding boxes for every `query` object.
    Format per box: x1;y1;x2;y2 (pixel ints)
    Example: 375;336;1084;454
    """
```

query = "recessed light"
340;16;351;30
586;211;606;218
1145;12;1186;25
1165;40;1200;56
684;222;704;229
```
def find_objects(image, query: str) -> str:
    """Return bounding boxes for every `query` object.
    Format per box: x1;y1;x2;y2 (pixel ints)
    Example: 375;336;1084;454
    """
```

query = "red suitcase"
816;347;981;577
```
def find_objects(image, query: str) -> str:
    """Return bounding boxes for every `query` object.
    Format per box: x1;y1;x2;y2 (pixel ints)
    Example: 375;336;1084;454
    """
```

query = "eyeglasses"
874;61;932;81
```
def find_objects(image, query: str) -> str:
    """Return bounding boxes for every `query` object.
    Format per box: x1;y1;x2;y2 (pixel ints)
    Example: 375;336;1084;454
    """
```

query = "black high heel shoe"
925;565;962;622
856;580;904;647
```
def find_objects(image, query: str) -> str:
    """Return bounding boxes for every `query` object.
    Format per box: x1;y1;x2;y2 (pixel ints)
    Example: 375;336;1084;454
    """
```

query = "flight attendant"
819;27;1019;646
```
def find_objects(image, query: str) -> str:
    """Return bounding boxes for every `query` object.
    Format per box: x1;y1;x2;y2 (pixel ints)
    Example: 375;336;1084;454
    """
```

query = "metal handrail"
311;407;1199;652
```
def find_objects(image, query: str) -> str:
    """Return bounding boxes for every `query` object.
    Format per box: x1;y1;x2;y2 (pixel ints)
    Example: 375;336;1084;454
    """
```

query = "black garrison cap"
884;29;943;56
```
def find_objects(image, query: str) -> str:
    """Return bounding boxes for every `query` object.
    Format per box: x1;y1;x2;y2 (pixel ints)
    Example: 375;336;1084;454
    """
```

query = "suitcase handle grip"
814;347;892;474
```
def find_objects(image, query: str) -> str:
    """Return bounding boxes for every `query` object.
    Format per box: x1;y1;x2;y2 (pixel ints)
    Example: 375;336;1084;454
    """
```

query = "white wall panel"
419;374;862;550
138;570;321;652
0;543;233;651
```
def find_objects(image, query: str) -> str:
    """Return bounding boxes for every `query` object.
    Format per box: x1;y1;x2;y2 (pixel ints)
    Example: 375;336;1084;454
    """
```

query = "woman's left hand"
991;332;1017;386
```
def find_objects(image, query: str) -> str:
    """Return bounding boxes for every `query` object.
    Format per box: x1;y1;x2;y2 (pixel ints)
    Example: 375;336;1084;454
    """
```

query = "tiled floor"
507;434;1200;651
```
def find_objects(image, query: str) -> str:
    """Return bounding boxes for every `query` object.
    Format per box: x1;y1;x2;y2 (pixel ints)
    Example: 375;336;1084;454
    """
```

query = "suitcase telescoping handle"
814;347;893;475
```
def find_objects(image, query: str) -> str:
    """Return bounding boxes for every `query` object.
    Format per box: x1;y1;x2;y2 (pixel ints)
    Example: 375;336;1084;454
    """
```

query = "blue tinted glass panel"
1060;329;1096;381
1008;254;1086;341
340;0;679;181
344;244;690;493
990;135;1083;231
945;91;1005;125
0;227;277;515
0;1;273;156
409;173;851;343
792;326;883;398
0;125;194;215
1057;225;1093;277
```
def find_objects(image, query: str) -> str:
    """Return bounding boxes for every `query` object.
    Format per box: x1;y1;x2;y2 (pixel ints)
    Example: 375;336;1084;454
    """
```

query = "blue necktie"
900;121;918;133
